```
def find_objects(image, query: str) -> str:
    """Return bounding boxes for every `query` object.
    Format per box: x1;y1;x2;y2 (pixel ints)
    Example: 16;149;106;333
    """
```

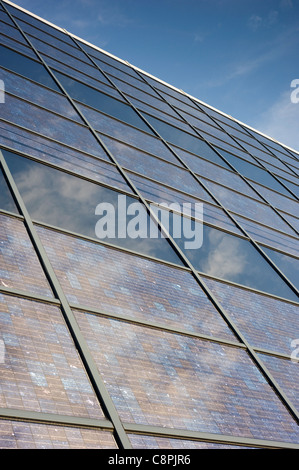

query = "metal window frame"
0;0;298;450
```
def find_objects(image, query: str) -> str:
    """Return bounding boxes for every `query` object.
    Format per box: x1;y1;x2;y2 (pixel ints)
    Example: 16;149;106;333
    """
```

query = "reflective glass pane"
0;168;19;214
0;294;104;418
0;20;27;43
53;71;151;132
217;148;293;196
261;246;299;290
99;134;212;201
166;217;298;301
171;147;259;198
0;32;37;59
202;178;297;236
0;420;117;449
78;106;180;165
129;435;251;449
36;225;237;341
17;18;87;61
251;182;299;216
4;152;182;266
257;355;299;412
0;44;60;91
204;276;299;356
0;213;53;297
2;147;132;194
45;55;120;99
143;113;230;167
279;211;299;233
0;67;82;123
6;3;74;44
73;313;299;442
1;94;104;158
0;120;112;172
234;214;299;258
126;171;242;235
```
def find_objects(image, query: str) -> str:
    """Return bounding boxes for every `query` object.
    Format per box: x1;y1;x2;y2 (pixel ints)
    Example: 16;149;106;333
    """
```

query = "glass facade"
0;1;298;450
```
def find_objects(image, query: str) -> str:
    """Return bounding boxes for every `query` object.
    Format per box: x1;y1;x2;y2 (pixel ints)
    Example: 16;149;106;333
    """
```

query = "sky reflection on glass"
0;44;60;91
261;245;299;291
51;70;152;133
156;208;298;301
0;167;19;214
3;150;182;266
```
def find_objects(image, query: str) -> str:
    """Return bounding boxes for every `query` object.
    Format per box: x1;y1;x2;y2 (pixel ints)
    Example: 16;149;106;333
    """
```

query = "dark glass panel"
6;3;74;44
79;41;138;77
0;20;27;43
171;146;260;198
216;148;292;196
234;214;299;258
143;113;229;167
251;182;299;216
159;212;298;300
202;178;297;236
261;246;299;290
0;44;60;91
53;71;151;133
0;167;19;214
77;105;180;164
3;151;182;266
17;18;87;61
45;55;120;99
100;134;212;202
126;171;242;235
0;33;37;58
0;67;82;123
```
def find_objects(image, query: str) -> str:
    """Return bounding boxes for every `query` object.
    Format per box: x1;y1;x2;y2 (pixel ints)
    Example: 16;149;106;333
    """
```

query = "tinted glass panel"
73;312;299;442
0;294;104;418
1;94;104;158
0;420;117;449
0;67;82;123
0;167;18;213
0;45;60;91
36;225;236;341
0;213;53;297
100;134;213;202
217;148;292;196
261;246;299;290
159;212;298;300
204;276;299;356
52;71;151;132
257;355;299;412
4;152;182;266
143;113;229;167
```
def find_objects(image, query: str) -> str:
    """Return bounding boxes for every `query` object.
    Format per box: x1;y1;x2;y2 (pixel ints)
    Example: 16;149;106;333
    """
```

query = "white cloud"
254;90;299;152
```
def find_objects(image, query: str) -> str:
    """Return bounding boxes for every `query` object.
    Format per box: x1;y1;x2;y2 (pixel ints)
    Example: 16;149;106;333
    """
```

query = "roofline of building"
3;0;299;158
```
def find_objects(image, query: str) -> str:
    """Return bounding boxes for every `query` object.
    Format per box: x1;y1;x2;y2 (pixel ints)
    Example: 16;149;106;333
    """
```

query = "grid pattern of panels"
0;0;298;450
0;213;53;297
0;294;104;419
203;276;299;356
0;420;117;449
73;312;299;443
35;225;237;341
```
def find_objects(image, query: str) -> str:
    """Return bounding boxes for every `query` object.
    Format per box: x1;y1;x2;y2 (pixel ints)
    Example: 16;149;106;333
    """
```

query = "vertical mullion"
0;148;132;449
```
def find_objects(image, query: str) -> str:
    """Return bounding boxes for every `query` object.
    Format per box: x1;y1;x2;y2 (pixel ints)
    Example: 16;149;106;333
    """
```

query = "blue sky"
6;0;299;152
